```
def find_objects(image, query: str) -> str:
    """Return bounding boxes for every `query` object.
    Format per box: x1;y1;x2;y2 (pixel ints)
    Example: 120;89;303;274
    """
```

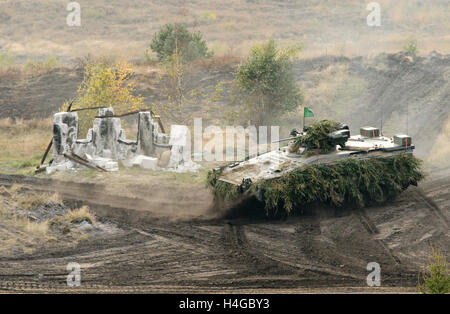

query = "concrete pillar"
92;107;122;158
52;112;79;162
137;112;154;156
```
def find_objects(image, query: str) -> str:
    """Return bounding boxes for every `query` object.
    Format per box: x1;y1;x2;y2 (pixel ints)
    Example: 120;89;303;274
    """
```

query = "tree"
69;60;145;137
150;23;212;63
418;247;449;294
236;39;303;126
155;50;205;125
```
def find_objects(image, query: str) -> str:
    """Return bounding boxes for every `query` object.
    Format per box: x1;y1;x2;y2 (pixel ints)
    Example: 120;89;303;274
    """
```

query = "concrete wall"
52;108;168;161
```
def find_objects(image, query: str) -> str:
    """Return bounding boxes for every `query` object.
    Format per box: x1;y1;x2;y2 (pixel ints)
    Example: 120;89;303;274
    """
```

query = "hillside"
0;0;449;60
1;51;448;167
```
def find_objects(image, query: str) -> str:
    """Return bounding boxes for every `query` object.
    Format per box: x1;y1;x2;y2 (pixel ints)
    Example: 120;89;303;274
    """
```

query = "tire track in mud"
246;220;376;282
0;226;232;291
414;189;449;228
221;222;363;283
221;223;296;275
355;210;402;265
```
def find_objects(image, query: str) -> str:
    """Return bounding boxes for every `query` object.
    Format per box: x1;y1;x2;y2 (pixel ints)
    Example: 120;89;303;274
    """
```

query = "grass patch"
0;186;96;255
0;118;53;173
208;154;424;216
0;186;55;254
0;184;62;210
53;205;96;226
22;56;60;75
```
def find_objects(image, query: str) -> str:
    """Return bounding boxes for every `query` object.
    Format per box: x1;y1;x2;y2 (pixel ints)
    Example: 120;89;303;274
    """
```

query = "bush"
236;39;303;126
418;247;449;294
403;39;418;56
150;23;213;63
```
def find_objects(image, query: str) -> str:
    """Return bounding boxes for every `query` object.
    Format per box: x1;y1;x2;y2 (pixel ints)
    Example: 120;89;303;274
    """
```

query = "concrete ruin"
47;107;199;173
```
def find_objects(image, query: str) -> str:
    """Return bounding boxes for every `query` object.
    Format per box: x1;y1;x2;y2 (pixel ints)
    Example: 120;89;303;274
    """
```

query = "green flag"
304;107;314;117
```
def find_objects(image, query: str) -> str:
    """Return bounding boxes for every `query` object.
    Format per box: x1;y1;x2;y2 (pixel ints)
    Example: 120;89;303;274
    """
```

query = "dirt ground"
0;166;448;294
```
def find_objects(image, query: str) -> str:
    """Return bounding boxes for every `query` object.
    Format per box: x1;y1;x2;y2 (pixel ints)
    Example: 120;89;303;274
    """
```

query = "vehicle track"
222;223;298;275
355;210;402;265
415;189;449;227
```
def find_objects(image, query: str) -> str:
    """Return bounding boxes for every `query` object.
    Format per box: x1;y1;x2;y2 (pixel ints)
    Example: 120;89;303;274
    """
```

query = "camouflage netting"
207;154;424;216
289;119;341;154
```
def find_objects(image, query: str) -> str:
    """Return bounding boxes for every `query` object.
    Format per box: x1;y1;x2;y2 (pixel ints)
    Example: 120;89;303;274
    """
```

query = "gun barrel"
272;136;297;143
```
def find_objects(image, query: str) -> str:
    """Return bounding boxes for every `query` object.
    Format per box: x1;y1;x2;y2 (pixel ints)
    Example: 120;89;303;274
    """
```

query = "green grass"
0;154;43;175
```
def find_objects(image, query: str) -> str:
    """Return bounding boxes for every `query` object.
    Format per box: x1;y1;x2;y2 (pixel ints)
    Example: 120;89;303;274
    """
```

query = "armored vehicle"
207;120;423;216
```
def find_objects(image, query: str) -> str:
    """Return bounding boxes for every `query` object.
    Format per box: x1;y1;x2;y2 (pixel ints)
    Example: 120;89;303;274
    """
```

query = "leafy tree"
150;23;212;63
68;60;145;137
236;39;303;126
155;50;205;124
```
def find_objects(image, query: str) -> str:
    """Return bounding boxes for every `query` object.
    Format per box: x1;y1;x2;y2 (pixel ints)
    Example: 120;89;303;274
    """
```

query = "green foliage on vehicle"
208;154;424;216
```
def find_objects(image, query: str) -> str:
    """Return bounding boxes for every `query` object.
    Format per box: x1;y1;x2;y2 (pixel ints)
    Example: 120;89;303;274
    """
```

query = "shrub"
150;23;213;63
418;247;449;294
403;39;418;56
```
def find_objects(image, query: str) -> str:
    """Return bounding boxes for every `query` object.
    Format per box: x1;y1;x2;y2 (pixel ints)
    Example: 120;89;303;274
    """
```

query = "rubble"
46;107;200;173
122;155;158;170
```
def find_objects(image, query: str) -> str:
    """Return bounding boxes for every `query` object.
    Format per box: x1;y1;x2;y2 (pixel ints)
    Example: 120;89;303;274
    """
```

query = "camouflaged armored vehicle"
207;120;423;216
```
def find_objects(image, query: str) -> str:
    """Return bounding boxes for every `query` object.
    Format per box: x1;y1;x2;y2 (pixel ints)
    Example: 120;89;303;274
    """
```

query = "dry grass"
16;191;61;210
57;206;96;225
193;53;241;69
0;0;448;60
0;186;54;254
0;184;62;210
0;185;95;255
0;118;52;172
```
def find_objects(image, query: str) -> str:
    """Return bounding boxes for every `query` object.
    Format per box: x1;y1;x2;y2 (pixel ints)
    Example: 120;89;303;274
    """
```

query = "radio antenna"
406;102;409;135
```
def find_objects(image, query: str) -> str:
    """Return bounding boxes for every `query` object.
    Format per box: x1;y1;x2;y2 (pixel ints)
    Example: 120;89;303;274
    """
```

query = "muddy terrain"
0;167;448;293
